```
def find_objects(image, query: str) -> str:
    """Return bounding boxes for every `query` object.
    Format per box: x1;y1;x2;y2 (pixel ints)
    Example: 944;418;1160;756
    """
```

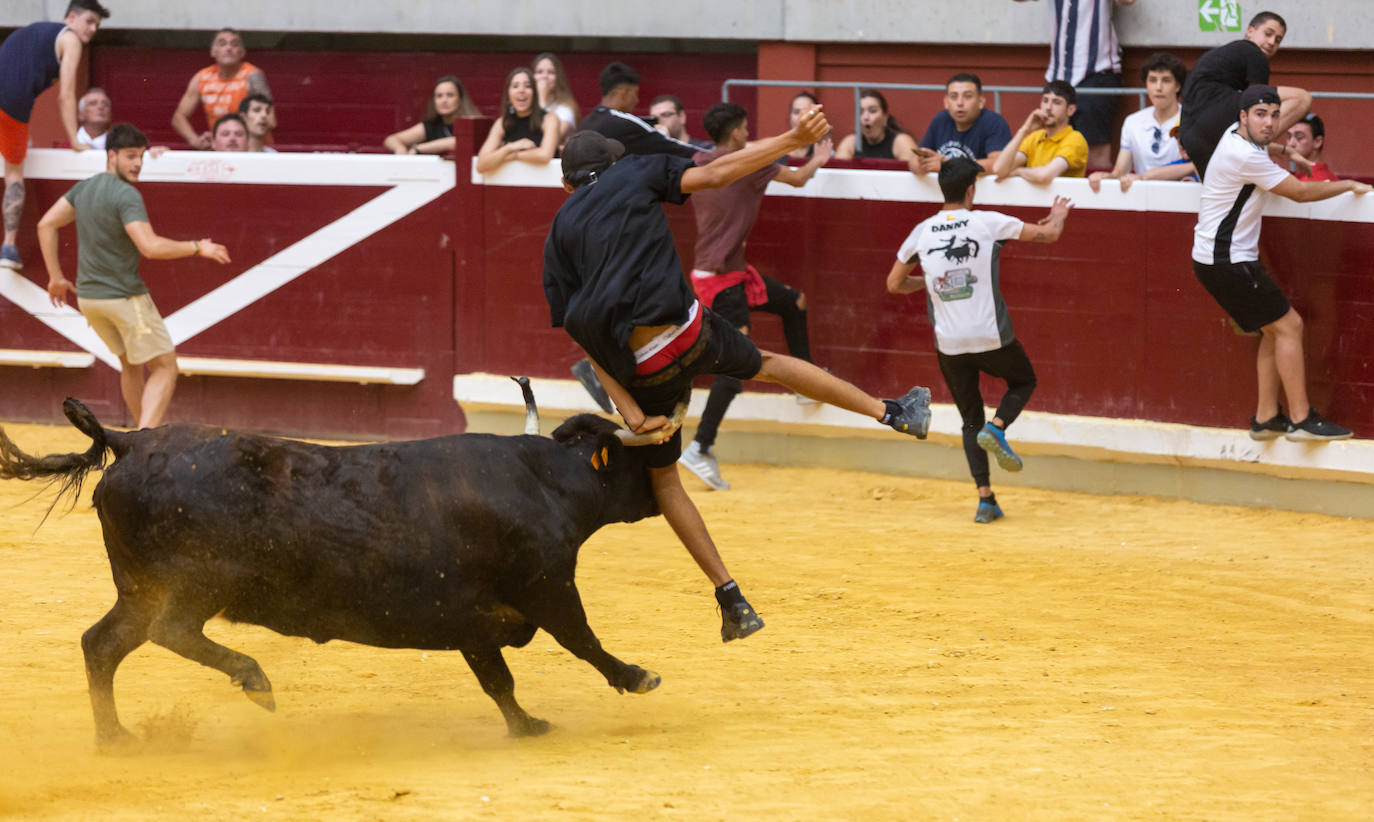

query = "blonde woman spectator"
476;67;559;173
384;75;480;155
533;52;580;144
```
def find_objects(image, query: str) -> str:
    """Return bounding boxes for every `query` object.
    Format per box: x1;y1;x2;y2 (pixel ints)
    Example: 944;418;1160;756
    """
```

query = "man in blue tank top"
0;0;110;270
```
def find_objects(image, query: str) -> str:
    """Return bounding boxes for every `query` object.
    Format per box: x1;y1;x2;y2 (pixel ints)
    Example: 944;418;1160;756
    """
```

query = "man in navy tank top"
0;0;109;270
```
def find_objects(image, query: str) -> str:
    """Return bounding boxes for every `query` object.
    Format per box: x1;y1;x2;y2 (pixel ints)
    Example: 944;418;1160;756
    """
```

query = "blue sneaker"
0;244;21;270
974;499;1004;523
976;422;1022;472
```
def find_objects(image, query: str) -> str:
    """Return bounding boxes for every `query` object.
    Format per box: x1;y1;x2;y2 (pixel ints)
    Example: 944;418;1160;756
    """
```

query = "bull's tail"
0;398;113;521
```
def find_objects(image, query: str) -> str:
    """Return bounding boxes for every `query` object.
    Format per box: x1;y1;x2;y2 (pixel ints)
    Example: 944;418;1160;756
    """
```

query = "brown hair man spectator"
576;62;697;158
210;114;247;152
172;28;272;150
238;94;276;153
1286;114;1336;181
0;0;110;271
1089;52;1197;192
992;80;1089;183
914;73;1013;174
649;95;713;151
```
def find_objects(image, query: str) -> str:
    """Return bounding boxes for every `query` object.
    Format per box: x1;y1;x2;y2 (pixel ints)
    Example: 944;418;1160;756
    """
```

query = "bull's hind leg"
147;603;275;711
515;578;661;696
81;596;152;749
460;646;550;737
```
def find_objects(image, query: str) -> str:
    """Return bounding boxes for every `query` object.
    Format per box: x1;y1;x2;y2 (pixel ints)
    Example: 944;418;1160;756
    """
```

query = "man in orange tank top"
171;28;271;149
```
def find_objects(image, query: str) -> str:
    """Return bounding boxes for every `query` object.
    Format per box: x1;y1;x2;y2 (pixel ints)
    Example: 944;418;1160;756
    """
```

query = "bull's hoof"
630;668;661;695
95;725;140;755
242;687;276;712
510;715;551;737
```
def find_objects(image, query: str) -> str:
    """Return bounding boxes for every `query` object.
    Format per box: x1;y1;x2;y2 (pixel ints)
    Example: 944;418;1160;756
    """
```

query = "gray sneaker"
0;244;21;271
679;440;730;490
886;386;932;439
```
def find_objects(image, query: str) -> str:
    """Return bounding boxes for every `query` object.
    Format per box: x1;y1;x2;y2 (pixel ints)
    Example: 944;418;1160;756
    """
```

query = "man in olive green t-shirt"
38;123;230;429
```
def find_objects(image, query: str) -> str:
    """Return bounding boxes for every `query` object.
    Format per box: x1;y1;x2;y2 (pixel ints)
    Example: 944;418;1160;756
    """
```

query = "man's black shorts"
626;307;763;468
1192;259;1290;333
1071;69;1123;146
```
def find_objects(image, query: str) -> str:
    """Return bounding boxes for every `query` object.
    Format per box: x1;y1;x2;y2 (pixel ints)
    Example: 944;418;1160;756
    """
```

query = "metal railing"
722;78;1374;132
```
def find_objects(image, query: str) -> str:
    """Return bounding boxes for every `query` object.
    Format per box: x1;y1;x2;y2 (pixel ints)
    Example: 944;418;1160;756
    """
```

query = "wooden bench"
0;349;96;368
177;357;424;385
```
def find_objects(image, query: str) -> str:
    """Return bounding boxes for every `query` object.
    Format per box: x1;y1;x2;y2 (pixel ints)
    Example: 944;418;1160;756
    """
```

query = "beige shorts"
78;293;176;366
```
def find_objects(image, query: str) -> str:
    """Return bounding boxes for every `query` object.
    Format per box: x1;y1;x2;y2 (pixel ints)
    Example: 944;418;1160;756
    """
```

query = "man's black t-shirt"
578;106;698;158
543;153;695;386
1181;39;1270;121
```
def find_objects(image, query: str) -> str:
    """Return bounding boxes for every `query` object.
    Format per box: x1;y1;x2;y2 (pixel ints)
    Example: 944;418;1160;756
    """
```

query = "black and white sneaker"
1249;410;1293;441
1285;408;1353;441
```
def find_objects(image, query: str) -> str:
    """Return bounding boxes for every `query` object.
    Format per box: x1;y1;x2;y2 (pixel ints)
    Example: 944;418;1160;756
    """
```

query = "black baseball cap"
561;131;625;184
1238;84;1281;112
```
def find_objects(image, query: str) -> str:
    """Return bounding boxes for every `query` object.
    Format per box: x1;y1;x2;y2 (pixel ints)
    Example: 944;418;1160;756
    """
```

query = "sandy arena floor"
0;420;1371;821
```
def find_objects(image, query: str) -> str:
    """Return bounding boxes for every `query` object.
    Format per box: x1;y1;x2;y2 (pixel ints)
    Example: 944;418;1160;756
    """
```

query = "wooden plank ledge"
178;356;424;385
0;349;96;368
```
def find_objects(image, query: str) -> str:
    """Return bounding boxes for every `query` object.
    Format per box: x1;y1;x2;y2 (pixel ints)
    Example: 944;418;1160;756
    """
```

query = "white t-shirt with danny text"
897;208;1024;355
1192;124;1291;265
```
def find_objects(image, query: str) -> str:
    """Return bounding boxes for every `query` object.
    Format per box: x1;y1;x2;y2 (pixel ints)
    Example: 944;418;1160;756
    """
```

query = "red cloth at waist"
691;265;767;308
635;306;705;375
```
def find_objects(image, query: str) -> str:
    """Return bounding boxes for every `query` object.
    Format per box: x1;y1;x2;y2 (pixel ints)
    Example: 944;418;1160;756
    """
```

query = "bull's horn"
614;402;688;446
510;376;539;435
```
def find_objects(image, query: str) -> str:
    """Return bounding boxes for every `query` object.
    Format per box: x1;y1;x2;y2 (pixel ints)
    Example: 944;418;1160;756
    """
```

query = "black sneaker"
886;386;932;439
1286;408;1353;441
720;599;764;643
1249;410;1293;441
571;358;614;413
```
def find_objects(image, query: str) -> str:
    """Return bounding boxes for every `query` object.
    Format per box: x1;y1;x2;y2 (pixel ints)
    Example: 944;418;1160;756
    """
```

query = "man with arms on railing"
39;124;231;429
992;81;1089;183
0;0;110;271
1190;86;1369;442
171;28;273;150
914;73;1013;175
1089;52;1197;193
543;113;932;643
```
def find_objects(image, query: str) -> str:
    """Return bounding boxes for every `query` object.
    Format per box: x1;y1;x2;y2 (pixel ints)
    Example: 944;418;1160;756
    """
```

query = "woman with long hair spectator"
532;52;580;145
835;89;918;164
384;75;480;155
786;91;820;160
476;66;559;173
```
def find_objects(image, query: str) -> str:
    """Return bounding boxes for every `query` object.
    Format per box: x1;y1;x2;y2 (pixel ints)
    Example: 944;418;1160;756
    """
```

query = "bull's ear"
590;432;625;471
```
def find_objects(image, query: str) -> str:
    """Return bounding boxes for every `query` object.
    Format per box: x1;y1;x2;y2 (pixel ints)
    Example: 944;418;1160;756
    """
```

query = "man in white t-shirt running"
1191;85;1370;441
887;157;1073;523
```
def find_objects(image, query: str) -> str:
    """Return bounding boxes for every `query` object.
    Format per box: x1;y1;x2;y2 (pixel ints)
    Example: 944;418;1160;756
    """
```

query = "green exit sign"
1199;0;1242;31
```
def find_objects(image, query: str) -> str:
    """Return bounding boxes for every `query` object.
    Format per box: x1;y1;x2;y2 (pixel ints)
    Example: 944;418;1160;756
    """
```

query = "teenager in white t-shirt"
1190;85;1370;441
887;157;1073;523
1089;52;1198;193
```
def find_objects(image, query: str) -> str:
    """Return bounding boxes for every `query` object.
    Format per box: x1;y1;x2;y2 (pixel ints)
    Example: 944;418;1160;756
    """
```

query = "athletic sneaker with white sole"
0;244;22;270
1249;409;1293;441
885;386;932;439
679;440;730;490
1285;408;1353;441
976;422;1023;472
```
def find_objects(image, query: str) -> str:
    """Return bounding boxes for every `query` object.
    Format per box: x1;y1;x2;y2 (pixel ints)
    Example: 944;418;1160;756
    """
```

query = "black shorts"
1179;87;1241;179
711;276;804;329
1192;259;1291;333
1071;69;1123;146
626;307;763;468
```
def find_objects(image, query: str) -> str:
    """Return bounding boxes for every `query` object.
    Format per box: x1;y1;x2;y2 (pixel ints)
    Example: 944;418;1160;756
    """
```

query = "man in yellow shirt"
992;81;1089;183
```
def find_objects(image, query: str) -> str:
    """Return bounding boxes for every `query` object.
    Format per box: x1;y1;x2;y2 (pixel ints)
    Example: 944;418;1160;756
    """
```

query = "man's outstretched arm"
682;107;829;193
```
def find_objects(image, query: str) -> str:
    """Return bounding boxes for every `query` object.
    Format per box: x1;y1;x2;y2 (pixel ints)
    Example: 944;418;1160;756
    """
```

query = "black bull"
0;397;668;746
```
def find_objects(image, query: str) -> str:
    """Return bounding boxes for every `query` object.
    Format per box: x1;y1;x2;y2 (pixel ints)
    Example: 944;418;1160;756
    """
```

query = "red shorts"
0;108;30;166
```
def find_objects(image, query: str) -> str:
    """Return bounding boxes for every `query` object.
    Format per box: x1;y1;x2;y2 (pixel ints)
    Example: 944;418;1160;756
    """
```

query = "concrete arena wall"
4;1;1374;49
3;122;1373;503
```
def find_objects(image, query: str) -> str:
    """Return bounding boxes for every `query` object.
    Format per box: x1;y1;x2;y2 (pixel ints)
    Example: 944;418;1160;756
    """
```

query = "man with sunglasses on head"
1089;52;1197;193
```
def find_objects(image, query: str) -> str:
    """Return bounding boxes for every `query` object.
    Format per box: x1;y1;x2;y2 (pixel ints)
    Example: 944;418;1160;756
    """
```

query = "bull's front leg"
514;577;661;696
459;647;550;737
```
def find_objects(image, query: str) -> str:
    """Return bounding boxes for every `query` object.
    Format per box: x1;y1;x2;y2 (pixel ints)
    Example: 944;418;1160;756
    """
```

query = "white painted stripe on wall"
23;149;456;187
453;372;1374;484
473;158;1374;223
